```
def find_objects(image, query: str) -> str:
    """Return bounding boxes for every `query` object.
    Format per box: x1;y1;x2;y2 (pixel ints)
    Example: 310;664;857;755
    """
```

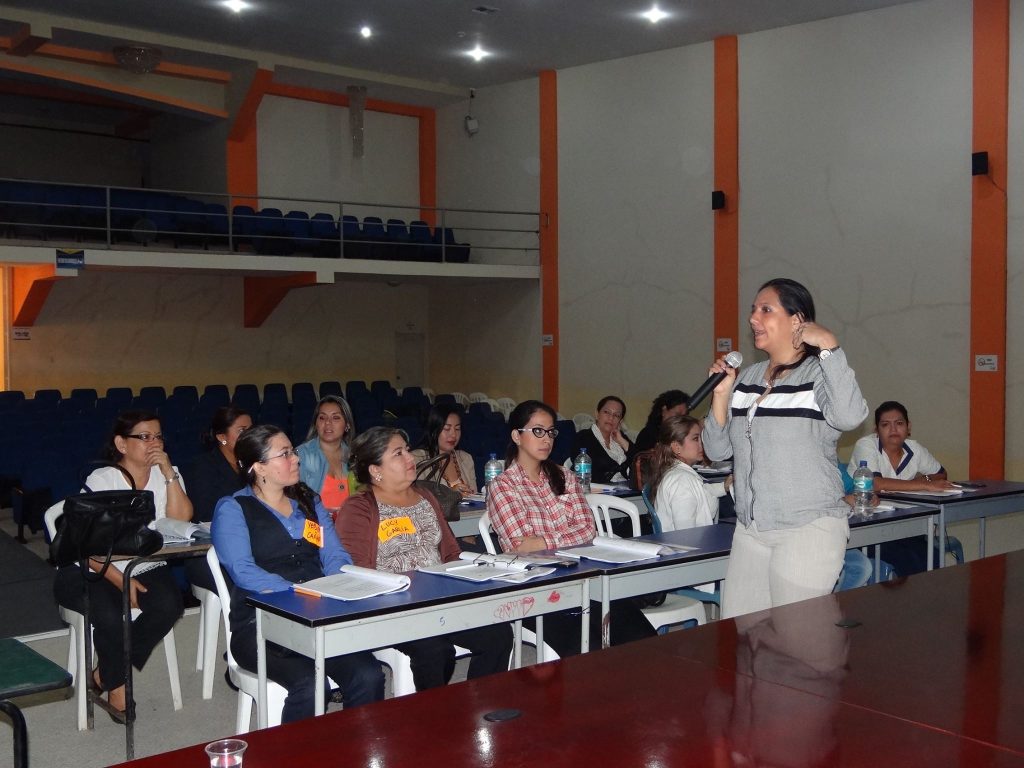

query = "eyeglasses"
262;448;299;462
126;433;164;443
599;409;624;420
516;427;559;439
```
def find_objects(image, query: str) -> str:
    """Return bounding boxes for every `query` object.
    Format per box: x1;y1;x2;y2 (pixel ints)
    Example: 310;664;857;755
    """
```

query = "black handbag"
413;453;463;522
49;489;163;576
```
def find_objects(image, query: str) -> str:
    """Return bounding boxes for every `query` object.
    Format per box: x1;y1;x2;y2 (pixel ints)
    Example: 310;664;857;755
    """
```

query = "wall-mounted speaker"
711;190;726;210
972;151;989;176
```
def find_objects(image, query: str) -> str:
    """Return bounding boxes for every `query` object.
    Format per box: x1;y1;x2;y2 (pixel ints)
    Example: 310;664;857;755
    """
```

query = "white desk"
249;566;595;727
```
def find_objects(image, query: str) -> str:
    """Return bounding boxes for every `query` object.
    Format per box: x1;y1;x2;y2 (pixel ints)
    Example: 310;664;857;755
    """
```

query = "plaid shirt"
488;462;596;552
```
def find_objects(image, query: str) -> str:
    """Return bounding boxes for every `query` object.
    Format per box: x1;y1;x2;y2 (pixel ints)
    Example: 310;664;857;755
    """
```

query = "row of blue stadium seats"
0;180;470;261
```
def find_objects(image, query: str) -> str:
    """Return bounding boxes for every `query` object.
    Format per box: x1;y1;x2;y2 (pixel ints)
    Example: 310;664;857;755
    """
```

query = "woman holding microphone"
702;278;868;618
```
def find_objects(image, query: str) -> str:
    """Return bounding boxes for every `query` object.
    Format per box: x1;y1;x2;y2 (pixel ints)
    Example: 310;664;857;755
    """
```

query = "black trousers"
528;599;656;658
232;629;384;723
53;564;183;689
395;622;513;691
183;556;216;593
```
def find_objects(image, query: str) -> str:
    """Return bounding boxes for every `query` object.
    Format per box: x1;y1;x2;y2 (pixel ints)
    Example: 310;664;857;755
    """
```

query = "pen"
293;586;322;598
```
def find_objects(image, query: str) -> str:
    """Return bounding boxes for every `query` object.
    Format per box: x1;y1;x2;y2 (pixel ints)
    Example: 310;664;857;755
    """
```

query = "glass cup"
205;739;247;767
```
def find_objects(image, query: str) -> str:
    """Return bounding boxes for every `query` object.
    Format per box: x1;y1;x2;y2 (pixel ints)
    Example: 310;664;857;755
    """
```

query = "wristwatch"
819;346;840;360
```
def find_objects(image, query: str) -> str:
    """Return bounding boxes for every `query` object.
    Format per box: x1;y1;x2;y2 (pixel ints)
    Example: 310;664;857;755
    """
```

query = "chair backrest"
641;485;662;534
206;547;239;665
44;499;64;539
478;510;499;555
572;412;594;431
586;494;642;538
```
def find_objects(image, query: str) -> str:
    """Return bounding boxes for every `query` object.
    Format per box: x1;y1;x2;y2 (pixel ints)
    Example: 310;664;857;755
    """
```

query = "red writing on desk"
547;590;561;604
494;596;536;621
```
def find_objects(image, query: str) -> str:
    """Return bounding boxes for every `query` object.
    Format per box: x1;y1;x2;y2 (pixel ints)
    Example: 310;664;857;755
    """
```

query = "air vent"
472;5;499;15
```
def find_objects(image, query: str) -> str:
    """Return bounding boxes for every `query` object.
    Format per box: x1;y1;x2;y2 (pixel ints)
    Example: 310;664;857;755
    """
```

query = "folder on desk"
297;565;411;601
557;535;683;564
417;560;556;583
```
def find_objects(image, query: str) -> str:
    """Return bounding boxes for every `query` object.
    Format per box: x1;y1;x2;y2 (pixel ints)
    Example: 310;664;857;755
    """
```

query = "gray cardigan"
702;349;868;531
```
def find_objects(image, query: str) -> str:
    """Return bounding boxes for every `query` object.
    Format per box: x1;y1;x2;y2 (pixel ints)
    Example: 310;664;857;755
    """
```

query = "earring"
220;440;228;446
371;473;382;483
260;475;267;485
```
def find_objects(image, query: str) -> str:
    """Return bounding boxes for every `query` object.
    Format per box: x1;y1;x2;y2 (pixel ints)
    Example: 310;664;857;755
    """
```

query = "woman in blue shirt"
212;424;384;722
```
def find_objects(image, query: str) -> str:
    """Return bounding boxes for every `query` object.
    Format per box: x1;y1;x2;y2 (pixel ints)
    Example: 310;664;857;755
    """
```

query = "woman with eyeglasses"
297;395;355;521
411;403;477;494
184;406;253;594
488;400;656;656
53;410;192;721
337;426;512;691
211;425;384;722
573;395;634;484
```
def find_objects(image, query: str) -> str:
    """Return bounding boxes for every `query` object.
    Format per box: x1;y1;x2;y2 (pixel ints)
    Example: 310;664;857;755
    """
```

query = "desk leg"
927;518;934;571
600;575;612;650
872;545;880;582
512;621;523;668
979;517;986;559
536;616;545;663
256;610;267;729
581;578;591;654
0;700;27;768
314;627;326;717
938;506;948;568
122;563;137;761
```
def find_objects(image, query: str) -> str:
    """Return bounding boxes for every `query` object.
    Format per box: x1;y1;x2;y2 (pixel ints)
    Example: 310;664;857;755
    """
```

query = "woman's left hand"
611;430;630;450
145;445;175;477
793;320;839;351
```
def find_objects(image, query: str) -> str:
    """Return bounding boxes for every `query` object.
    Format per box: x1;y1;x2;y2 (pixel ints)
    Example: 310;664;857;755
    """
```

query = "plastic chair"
193;582;221;700
44;502;183;730
572;413;594;431
468;392;489;404
495;397;516;419
450;392;470;408
585;494;707;632
477;510;560;663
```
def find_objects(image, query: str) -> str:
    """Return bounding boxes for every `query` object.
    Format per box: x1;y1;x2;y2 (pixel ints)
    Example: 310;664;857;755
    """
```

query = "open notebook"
417;552;557;583
295;565;411;601
557;536;694;564
153;518;211;543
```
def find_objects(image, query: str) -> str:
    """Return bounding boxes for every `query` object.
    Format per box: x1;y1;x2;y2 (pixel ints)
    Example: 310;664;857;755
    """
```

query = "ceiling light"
642;5;669;23
466;44;490;62
223;0;249;13
360;26;372;38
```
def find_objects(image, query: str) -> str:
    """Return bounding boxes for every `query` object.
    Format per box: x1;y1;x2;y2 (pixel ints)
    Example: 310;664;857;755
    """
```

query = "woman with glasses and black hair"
488;400;655;656
211;425;384;722
337;426;512;691
573;395;634;483
53;410;191;721
297;395;356;521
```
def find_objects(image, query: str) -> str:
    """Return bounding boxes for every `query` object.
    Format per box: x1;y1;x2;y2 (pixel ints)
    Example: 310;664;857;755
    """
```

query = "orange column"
970;0;1008;478
539;70;559;409
227;68;272;208
419;109;437;227
714;37;740;358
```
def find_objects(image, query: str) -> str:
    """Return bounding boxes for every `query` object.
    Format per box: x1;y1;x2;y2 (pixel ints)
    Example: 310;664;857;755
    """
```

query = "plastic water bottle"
483;453;503;498
852;460;874;517
574;448;592;494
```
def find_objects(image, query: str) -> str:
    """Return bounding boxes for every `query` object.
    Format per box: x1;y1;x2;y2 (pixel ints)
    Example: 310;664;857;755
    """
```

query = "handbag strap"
416;452;452;484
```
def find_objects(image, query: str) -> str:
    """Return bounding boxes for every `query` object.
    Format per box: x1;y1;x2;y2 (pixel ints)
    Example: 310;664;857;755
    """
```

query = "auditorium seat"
171;385;199;405
340;215;368;259
345;380;369;403
361;216;389;260
435;227;470;263
254;208;290;255
408;220;438;262
386;219;412;261
291;382;317;409
283;211;314;254
310;213;340;257
231;205;257;250
174;198;208;248
231;384;261;414
318;381;343;399
205;203;229;247
262;383;288;407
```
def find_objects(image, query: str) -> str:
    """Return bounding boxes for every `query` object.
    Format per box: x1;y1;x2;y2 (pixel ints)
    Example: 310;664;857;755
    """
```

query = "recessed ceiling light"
223;0;249;12
466;44;490;62
642;5;669;23
360;26;372;38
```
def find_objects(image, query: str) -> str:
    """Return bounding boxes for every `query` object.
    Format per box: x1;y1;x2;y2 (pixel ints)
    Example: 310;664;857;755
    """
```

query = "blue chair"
319;381;343;399
408;220;438;262
291;382;317;410
254;208;290;255
262;383;288;407
171;385;199;405
283;210;314;253
68;388;97;406
174;197;208;248
231;205;257;250
434;227;470;263
345;380;369;403
310;213;340;257
201;384;230;409
340;215;368;259
361;217;389;260
386;218;412;261
205;203;230;247
232;384;261;414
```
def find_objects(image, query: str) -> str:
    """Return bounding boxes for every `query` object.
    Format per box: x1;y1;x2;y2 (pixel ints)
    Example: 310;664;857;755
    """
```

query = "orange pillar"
969;0;1008;478
714;37;740;359
419;109;437;227
539;70;559;409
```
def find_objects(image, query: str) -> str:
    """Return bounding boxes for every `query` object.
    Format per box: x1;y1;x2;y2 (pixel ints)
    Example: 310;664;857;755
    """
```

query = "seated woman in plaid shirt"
488;400;655;656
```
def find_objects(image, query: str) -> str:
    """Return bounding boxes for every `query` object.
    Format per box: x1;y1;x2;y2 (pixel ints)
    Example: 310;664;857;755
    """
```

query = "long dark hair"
202;406;251;450
643;390;690;430
419;403;461;458
760;277;816;384
647;415;701;501
102;409;160;463
506;400;566;496
234;424;317;520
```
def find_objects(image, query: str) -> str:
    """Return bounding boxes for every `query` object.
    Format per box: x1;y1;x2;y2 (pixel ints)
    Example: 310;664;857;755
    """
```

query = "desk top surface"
880;479;1024;505
247;562;600;627
114;552;1024;767
0;637;72;699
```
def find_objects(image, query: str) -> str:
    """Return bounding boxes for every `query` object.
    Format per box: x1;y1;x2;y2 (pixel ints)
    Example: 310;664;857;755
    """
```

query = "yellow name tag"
303;519;323;548
378;516;416;543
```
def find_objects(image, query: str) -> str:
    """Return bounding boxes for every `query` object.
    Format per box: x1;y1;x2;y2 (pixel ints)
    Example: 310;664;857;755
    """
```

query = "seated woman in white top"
53;409;192;720
648;414;730;532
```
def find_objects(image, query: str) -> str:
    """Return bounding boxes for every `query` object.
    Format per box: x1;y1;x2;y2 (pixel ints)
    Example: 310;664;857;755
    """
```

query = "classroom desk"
848;501;938;576
0;637;72;768
248;564;596;728
111;553;1024;768
880;480;1024;564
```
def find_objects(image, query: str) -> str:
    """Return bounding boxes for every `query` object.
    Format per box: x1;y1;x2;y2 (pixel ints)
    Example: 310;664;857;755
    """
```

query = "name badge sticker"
303;519;323;548
378;516;416;543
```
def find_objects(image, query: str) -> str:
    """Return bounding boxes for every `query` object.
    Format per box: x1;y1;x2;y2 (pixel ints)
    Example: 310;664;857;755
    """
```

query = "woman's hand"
919;475;957;491
793;320;838;352
611;430;630;450
510;535;547;553
145;444;175;479
709;356;738;395
127;577;148;610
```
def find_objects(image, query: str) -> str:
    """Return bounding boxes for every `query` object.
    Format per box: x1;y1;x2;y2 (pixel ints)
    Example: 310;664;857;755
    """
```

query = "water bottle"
574;447;592;494
852;460;873;517
483;453;503;498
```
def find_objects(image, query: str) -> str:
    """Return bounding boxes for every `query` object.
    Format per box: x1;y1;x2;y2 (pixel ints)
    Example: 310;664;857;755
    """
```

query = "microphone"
687;351;743;410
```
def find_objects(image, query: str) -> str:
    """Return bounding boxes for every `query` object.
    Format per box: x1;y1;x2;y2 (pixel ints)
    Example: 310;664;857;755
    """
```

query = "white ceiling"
0;0;922;103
